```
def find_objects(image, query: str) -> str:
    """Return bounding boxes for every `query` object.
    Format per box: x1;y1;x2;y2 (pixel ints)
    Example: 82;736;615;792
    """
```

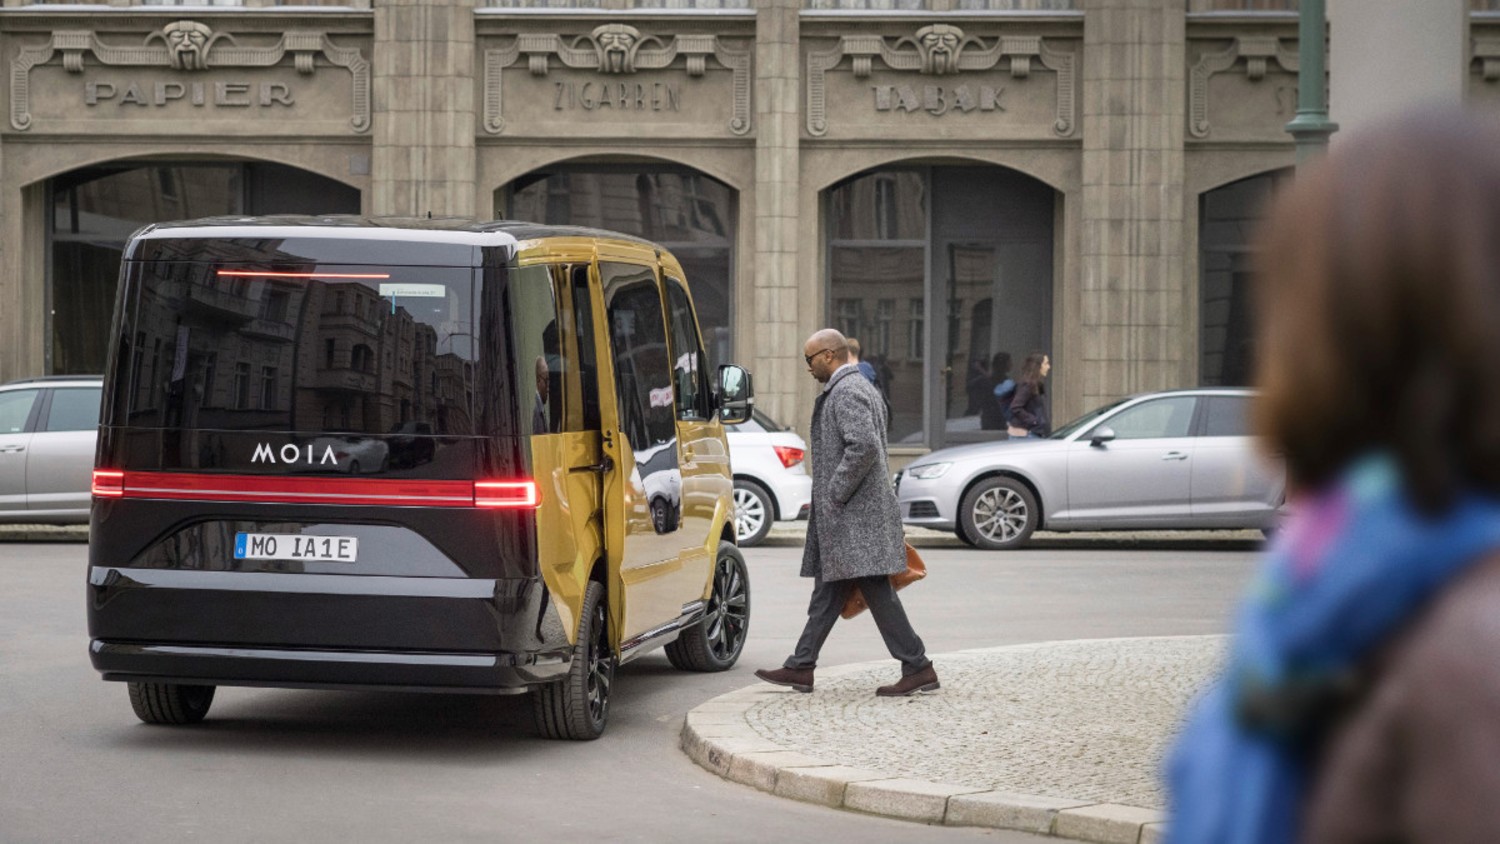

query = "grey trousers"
784;574;931;677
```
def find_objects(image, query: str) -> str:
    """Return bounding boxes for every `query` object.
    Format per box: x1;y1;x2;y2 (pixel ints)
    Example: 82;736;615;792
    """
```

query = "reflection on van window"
121;262;479;436
665;276;713;421
602;262;682;535
510;265;563;435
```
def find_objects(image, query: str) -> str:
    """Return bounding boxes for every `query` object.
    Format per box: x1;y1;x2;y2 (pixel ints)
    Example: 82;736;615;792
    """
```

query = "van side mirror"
717;365;753;425
1089;426;1116;447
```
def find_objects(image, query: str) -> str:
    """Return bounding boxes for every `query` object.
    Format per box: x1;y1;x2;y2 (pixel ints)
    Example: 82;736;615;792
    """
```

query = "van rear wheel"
666;542;750;672
533;580;613;740
127;682;215;725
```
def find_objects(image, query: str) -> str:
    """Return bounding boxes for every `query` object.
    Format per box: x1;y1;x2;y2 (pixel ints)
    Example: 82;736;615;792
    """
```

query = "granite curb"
0;524;88;542
681;641;1175;844
761;523;1262;549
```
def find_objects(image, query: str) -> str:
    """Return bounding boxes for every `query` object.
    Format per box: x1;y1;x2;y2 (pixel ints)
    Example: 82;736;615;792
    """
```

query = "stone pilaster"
371;0;476;217
1079;0;1188;408
752;0;801;425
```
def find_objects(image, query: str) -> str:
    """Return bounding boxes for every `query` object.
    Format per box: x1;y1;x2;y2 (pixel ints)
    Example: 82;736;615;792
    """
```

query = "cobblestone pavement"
683;636;1230;841
743;636;1226;810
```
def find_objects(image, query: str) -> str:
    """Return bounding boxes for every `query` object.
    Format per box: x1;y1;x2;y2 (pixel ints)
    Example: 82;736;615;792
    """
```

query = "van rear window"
116;261;482;436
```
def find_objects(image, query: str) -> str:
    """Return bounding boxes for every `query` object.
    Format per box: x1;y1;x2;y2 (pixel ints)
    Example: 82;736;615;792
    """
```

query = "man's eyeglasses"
805;348;837;367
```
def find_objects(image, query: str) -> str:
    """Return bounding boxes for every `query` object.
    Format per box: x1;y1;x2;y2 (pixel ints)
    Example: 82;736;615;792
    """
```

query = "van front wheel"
127;682;215;725
666;542;750;672
533;580;613;740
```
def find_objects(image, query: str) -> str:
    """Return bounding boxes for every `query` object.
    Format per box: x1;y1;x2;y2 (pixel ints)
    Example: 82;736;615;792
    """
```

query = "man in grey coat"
754;329;939;696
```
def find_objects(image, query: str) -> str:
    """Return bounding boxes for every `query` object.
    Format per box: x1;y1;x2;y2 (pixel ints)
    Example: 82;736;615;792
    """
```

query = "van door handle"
570;456;614;475
0;445;23;453
1162;451;1188;461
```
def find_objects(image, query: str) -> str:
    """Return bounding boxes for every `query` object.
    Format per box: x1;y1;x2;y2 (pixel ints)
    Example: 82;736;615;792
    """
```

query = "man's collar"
822;362;860;392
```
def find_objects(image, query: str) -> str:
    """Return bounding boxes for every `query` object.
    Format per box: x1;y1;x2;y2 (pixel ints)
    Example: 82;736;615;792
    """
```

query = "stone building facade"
0;0;1492;455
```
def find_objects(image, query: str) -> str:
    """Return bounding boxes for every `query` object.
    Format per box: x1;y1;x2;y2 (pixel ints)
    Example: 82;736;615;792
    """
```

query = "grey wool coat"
801;365;907;581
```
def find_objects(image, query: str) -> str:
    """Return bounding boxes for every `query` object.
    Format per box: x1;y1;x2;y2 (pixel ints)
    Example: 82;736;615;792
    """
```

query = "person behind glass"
981;351;1015;431
531;355;550;435
846;336;878;386
1167;110;1500;844
1006;351;1050;438
754;328;938;696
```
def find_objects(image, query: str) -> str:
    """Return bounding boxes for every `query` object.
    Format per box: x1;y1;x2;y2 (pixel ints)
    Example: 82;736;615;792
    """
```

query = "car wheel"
959;476;1039;550
731;479;774;547
533;580;613;740
650;498;668;534
666;542;750;672
954;520;979;548
127;682;215;725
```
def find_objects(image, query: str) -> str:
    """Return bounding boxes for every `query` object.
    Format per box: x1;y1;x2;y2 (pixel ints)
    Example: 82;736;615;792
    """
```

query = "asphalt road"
0;538;1261;843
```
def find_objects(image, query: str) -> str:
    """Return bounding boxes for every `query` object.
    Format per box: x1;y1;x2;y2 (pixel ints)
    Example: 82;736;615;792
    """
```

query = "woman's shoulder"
1395;552;1500;676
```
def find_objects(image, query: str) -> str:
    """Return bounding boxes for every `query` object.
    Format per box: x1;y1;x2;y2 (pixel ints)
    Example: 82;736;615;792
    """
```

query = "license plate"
235;532;358;563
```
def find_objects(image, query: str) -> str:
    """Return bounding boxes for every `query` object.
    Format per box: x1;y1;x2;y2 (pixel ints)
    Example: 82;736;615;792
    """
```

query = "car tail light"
773;446;805;469
473;480;541;509
91;469;125;498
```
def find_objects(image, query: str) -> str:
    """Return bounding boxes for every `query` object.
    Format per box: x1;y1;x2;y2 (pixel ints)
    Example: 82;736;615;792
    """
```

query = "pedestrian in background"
755;328;938;696
1167;110;1500;843
981;351;1015;432
1007;351;1050;438
846;336;878;386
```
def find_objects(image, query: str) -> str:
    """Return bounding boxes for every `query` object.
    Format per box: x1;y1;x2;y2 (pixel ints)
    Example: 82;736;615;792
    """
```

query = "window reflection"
505;167;735;370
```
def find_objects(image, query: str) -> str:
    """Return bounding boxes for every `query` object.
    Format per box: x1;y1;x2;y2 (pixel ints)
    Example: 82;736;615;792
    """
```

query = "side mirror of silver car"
717;364;754;425
1089;426;1116;447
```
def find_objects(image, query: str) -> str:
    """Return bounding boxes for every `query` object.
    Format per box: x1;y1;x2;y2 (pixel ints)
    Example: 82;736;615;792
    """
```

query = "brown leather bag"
841;542;927;619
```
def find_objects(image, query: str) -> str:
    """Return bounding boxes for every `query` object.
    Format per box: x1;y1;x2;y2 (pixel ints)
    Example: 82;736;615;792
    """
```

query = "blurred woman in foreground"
1167;111;1500;843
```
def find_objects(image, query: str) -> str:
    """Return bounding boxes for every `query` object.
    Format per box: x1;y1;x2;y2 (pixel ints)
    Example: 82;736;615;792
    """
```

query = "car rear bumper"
770;474;812;522
89;640;570;693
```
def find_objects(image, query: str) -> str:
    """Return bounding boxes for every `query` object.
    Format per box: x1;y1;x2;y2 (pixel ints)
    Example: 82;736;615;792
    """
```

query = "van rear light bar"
91;469;125;498
215;270;391;280
474;480;541;509
89;471;540;510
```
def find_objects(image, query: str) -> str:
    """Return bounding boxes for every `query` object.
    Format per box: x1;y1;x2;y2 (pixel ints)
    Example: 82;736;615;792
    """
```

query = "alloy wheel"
972;486;1029;543
732;486;766;542
704;553;749;661
586;597;612;725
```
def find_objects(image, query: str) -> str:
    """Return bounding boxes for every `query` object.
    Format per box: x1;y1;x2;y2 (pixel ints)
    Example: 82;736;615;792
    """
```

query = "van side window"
553;264;601;432
600;262;676;454
510;265;563;435
664;276;713;421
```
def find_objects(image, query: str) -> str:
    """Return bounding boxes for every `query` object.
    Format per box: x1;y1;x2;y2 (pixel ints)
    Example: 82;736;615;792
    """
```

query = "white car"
725;409;812;546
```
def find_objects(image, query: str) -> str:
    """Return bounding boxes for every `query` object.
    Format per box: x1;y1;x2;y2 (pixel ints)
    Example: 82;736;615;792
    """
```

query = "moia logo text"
252;443;338;465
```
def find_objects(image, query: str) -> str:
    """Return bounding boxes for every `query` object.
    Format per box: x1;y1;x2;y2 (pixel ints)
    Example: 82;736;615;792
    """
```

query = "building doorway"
825;165;1056;448
500;164;736;370
1198;168;1293;387
48;161;360;375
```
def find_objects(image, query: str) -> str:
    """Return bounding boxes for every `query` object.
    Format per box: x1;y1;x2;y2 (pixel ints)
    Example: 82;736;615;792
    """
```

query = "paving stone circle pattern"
742;636;1226;810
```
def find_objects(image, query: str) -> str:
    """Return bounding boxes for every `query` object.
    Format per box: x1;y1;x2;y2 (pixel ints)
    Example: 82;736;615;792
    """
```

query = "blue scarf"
1166;456;1500;844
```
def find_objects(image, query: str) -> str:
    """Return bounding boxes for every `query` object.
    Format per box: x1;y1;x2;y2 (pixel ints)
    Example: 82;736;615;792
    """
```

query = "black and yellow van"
87;217;754;740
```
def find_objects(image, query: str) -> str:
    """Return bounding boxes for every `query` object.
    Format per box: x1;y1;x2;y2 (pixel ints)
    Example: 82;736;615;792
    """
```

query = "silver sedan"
896;388;1284;549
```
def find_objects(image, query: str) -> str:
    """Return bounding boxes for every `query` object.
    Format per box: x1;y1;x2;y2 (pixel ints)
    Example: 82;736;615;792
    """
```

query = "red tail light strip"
94;471;539;509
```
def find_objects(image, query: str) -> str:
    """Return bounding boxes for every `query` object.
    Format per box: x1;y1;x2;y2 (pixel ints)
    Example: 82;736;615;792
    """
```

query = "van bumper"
89;640;571;693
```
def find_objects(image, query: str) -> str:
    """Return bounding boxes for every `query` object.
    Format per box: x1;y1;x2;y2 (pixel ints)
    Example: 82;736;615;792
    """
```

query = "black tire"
959;476;1039;551
533;580;614;740
954;520;979;548
666;542;750;672
127;682;215;725
731;479;774;548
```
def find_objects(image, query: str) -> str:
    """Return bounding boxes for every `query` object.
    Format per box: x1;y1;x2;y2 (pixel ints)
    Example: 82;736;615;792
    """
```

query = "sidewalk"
683;636;1228;844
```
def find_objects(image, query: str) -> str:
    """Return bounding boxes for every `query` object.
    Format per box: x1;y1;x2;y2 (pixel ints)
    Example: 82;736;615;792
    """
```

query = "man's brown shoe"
875;665;940;697
754;667;814;693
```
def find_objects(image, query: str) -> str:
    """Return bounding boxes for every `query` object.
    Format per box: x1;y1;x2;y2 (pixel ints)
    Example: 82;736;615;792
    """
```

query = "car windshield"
751;408;784;431
1048;397;1132;440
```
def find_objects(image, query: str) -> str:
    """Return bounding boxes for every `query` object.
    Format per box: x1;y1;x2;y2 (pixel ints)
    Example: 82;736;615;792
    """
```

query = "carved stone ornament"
10;20;371;132
804;26;1077;137
1472;38;1500;82
483;25;752;135
1188;36;1300;139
